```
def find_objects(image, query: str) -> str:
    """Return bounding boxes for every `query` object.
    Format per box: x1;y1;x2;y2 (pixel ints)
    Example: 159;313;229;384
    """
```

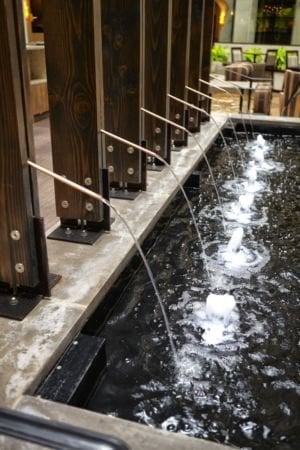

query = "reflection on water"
86;134;300;450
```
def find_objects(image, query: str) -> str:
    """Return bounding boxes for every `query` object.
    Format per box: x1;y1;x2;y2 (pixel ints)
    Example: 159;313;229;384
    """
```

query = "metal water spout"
227;227;244;254
239;193;254;212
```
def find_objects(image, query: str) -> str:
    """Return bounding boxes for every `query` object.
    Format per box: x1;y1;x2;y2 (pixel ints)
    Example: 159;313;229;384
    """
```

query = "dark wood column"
199;0;215;118
141;0;172;166
187;0;204;132
169;0;192;146
101;0;146;197
0;0;51;317
43;0;110;242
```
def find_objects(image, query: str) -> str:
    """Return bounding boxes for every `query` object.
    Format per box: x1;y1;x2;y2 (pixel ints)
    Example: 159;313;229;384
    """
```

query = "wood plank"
142;0;172;163
169;0;191;144
43;0;105;221
0;0;40;288
187;0;204;131
101;0;145;190
200;0;214;114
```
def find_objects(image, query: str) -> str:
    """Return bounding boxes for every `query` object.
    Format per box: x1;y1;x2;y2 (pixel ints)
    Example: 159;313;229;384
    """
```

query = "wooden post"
101;0;146;199
187;0;204;132
43;0;110;243
169;0;192;147
199;0;215;119
141;0;172;167
0;0;51;318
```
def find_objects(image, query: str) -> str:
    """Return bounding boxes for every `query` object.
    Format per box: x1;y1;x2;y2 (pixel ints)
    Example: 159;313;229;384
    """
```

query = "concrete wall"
232;0;258;43
292;0;300;44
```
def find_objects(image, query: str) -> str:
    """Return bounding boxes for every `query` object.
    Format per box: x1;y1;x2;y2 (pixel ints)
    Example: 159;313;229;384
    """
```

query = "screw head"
108;165;114;173
127;146;135;154
84;177;92;186
85;202;94;212
61;200;69;208
175;113;181;120
10;230;21;240
107;145;114;152
127;167;135;175
155;127;161;134
175;129;181;135
15;263;25;273
155;145;161;152
9;296;18;306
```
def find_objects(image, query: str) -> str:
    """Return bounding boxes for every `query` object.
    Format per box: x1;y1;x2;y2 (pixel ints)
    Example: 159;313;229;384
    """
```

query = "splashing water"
239;193;254;211
226;227;244;253
192;294;237;345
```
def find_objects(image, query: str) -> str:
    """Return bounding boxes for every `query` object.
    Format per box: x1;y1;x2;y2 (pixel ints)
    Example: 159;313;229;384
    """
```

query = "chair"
225;62;253;81
286;50;299;69
279;69;300;116
264;49;277;87
253;83;272;115
231;47;244;63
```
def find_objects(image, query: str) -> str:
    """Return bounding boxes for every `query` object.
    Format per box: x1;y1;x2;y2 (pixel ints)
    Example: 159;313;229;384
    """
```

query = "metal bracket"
109;189;140;201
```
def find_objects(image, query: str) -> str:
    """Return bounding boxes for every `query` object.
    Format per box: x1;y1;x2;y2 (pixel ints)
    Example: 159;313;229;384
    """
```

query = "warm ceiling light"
23;0;30;20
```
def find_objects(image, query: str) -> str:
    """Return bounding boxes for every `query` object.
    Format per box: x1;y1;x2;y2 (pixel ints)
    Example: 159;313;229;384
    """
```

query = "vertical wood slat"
142;0;172;164
43;0;105;221
200;0;215;115
0;0;40;288
187;0;204;132
169;0;192;145
102;0;145;190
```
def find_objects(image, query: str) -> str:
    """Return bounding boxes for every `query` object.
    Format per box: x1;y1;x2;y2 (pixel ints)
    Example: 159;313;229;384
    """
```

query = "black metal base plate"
36;333;106;407
0;292;41;321
171;145;183;152
109;189;140;200
147;163;165;172
48;227;107;245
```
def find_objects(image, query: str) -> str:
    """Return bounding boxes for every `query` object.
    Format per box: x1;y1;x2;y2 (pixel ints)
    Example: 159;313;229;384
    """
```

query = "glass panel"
215;0;300;45
255;0;296;45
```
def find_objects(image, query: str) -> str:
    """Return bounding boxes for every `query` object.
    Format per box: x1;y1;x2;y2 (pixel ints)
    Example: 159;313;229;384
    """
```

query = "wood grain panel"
142;0;172;163
187;0;204;131
43;0;104;220
200;0;214;113
169;0;191;144
101;0;145;189
0;0;40;288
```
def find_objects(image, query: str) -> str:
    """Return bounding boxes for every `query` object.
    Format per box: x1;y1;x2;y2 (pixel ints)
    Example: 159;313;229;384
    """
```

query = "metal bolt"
15;263;24;273
61;200;69;209
10;230;21;240
107;145;114;152
84;177;92;186
155;145;161;152
175;113;181;120
85;202;94;212
155;127;161;134
9;296;18;306
127;167;135;175
127;146;135;154
175;129;181;135
108;165;114;173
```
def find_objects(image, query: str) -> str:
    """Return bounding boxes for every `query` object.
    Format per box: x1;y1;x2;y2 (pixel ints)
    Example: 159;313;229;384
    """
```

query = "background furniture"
253;83;272;115
231;47;244;63
279;69;300;117
286;50;299;69
264;49;277;87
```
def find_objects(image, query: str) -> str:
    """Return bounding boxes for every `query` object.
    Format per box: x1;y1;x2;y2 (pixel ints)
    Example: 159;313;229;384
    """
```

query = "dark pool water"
86;133;300;450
